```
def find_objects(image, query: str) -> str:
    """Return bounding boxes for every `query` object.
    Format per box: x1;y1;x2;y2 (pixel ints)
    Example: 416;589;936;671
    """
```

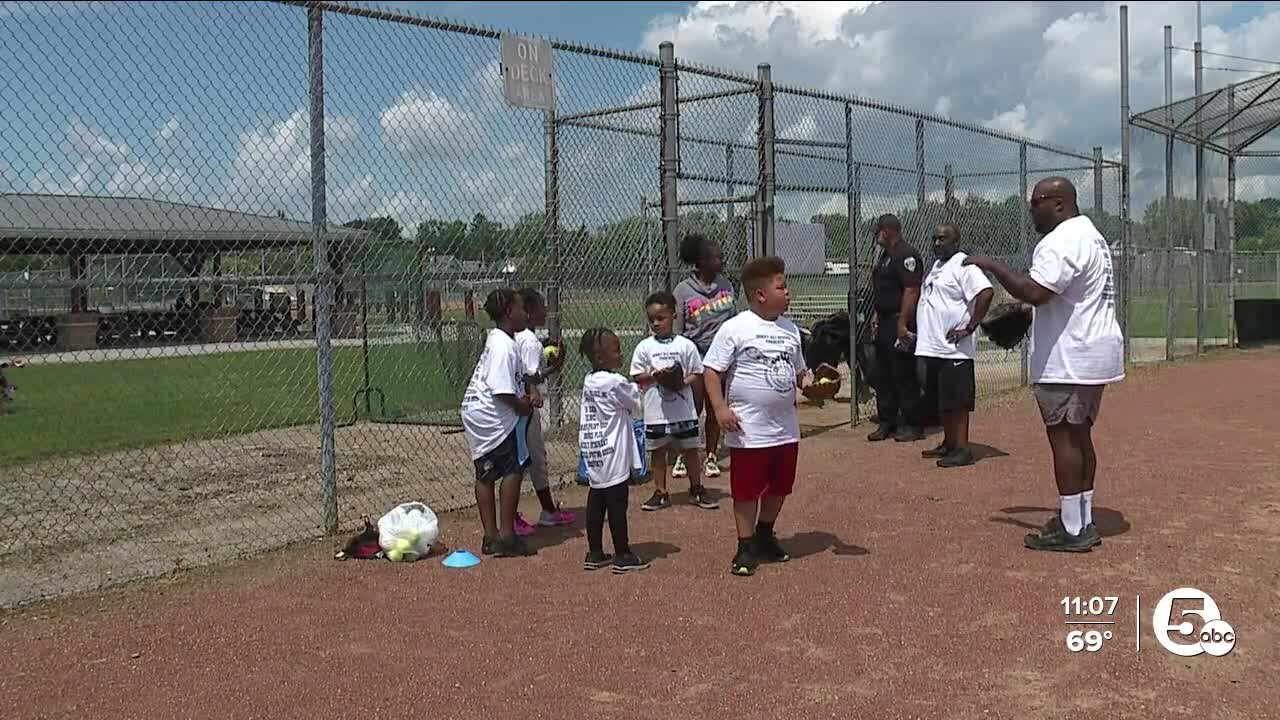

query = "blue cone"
442;549;481;568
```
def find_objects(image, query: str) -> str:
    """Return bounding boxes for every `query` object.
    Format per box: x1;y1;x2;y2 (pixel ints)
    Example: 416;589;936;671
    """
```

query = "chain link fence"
4;0;1264;607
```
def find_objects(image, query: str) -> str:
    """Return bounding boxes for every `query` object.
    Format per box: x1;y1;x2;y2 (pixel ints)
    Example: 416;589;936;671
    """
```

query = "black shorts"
473;427;526;484
922;356;976;413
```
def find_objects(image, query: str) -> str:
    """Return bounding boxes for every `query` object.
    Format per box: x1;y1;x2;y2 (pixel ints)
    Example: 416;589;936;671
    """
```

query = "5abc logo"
1151;587;1237;657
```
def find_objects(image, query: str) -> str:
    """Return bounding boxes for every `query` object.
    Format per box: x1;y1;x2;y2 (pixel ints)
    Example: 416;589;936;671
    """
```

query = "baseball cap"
874;214;901;231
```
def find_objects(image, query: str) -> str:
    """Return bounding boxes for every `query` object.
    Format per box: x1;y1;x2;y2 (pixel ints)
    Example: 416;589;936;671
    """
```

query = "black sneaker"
921;443;950;459
481;535;497;556
493;535;533;557
1081;523;1103;548
937;447;975;467
611;552;651;574
1023;518;1095;553
894;426;925;442
752;532;791;563
641;491;671;511
583;550;613;571
731;548;759;576
867;424;896;442
688;484;719;510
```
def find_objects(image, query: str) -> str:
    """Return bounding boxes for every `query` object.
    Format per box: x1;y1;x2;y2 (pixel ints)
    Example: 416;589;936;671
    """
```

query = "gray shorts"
1032;384;1105;426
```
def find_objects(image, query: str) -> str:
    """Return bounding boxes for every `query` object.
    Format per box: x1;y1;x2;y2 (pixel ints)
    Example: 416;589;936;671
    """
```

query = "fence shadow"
785;531;871;560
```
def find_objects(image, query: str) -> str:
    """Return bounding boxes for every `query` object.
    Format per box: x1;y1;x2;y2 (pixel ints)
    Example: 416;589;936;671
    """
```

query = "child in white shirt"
703;256;821;577
460;288;536;558
630;291;719;512
512;288;576;535
577;327;650;574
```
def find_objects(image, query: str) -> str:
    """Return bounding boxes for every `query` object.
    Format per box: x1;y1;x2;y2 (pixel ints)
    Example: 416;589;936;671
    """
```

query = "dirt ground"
1;346;1277;719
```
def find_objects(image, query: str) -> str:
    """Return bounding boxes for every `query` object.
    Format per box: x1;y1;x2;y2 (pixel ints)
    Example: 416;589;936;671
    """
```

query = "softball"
395;538;413;553
816;377;835;385
543;345;560;361
387;548;403;562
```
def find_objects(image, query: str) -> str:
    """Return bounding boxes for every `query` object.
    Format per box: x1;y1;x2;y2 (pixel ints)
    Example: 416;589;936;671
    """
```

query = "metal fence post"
915;119;926;210
1119;4;1132;365
757;63;775;257
659;41;679;290
943;163;954;223
544;109;562;427
1019;142;1029;386
845;102;858;427
1164;24;1175;361
726;143;736;267
1227;153;1236;347
308;6;337;535
1194;40;1206;354
1093;147;1104;215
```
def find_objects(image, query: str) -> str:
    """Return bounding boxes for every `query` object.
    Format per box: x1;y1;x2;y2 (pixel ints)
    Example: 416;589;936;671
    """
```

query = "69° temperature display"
1066;629;1113;652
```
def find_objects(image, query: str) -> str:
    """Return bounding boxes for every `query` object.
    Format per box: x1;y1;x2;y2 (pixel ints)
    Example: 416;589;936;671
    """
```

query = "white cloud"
379;89;479;160
224;109;360;218
641;1;1280;219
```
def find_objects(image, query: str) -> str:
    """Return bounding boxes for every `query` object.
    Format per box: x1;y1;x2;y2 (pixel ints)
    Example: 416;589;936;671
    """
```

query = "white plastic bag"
377;502;440;562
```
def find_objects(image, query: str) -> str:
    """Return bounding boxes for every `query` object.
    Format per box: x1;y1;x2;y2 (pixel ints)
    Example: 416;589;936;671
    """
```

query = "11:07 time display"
1062;596;1119;616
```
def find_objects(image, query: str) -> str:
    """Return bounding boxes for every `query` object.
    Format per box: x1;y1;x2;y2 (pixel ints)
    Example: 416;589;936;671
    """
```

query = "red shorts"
728;443;799;502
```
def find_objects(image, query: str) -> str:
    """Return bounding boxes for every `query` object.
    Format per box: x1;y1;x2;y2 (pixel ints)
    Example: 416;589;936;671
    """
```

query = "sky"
2;0;1278;241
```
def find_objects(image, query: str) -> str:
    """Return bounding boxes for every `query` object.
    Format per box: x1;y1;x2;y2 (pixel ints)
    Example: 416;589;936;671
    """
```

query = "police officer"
867;214;925;442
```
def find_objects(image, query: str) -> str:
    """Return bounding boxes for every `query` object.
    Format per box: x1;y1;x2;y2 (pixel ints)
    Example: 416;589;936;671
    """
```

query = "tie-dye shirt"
673;273;737;354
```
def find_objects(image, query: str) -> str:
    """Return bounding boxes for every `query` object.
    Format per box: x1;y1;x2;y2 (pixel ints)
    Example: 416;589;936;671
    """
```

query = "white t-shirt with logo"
514;329;547;396
629;334;704;426
1028;214;1125;385
578;371;643;490
460;329;522;460
915;252;994;361
702;310;807;449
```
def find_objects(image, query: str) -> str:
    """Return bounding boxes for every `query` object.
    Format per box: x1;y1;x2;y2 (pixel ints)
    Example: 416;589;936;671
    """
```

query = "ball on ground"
387;548;403;562
394;538;412;553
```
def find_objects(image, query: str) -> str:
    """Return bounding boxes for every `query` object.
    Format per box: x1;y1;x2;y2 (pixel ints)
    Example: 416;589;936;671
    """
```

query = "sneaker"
688;484;719;510
731;547;759;576
937;447;975;468
513;513;537;537
583;550;613;571
894;426;925;442
611;552;651;574
641;490;671;511
493;535;533;557
672;456;688;479
1023;517;1095;553
538;507;576;527
752;532;791;563
703;456;722;478
921;443;950;459
867;424;895;442
481;535;497;556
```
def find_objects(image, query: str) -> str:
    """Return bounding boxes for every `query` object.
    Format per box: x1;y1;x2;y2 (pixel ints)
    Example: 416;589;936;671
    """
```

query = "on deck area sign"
500;33;555;111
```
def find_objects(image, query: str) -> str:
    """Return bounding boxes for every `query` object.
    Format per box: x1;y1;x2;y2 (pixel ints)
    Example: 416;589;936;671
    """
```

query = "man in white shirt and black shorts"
915;224;994;468
965;177;1124;553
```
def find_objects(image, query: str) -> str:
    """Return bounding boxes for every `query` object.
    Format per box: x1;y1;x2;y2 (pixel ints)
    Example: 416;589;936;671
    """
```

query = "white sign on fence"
500;33;555;111
1204;212;1216;251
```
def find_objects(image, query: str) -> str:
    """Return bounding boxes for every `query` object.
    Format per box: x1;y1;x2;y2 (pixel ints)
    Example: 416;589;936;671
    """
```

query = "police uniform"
870;238;925;439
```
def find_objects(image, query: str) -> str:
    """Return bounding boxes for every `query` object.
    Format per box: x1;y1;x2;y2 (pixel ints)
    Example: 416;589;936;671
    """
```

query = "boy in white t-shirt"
914;224;994;469
703;256;821;577
460;288;536;558
577;327;650;574
512;288;576;535
965;177;1124;554
631;291;720;512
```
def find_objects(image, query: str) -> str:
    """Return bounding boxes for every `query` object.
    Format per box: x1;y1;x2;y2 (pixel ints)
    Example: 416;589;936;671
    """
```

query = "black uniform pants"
872;311;922;430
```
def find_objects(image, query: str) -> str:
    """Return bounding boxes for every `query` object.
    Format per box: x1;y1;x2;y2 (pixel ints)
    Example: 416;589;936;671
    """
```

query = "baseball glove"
980;302;1033;350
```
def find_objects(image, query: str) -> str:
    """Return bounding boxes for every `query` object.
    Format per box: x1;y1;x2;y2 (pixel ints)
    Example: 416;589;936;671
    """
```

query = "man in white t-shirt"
915;224;994;469
965;177;1124;553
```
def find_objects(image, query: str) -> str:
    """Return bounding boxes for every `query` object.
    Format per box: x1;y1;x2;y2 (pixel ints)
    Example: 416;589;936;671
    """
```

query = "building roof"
0;194;369;255
1130;71;1280;156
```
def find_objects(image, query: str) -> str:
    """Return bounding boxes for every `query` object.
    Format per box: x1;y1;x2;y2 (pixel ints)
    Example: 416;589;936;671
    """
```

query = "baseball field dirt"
1;347;1277;719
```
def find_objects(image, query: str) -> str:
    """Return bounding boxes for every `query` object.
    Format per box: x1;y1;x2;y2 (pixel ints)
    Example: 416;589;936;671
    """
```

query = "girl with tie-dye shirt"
673;232;739;480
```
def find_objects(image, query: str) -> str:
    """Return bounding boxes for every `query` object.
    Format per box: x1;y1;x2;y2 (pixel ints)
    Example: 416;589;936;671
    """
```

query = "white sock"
1060;494;1084;536
1081;490;1094;527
